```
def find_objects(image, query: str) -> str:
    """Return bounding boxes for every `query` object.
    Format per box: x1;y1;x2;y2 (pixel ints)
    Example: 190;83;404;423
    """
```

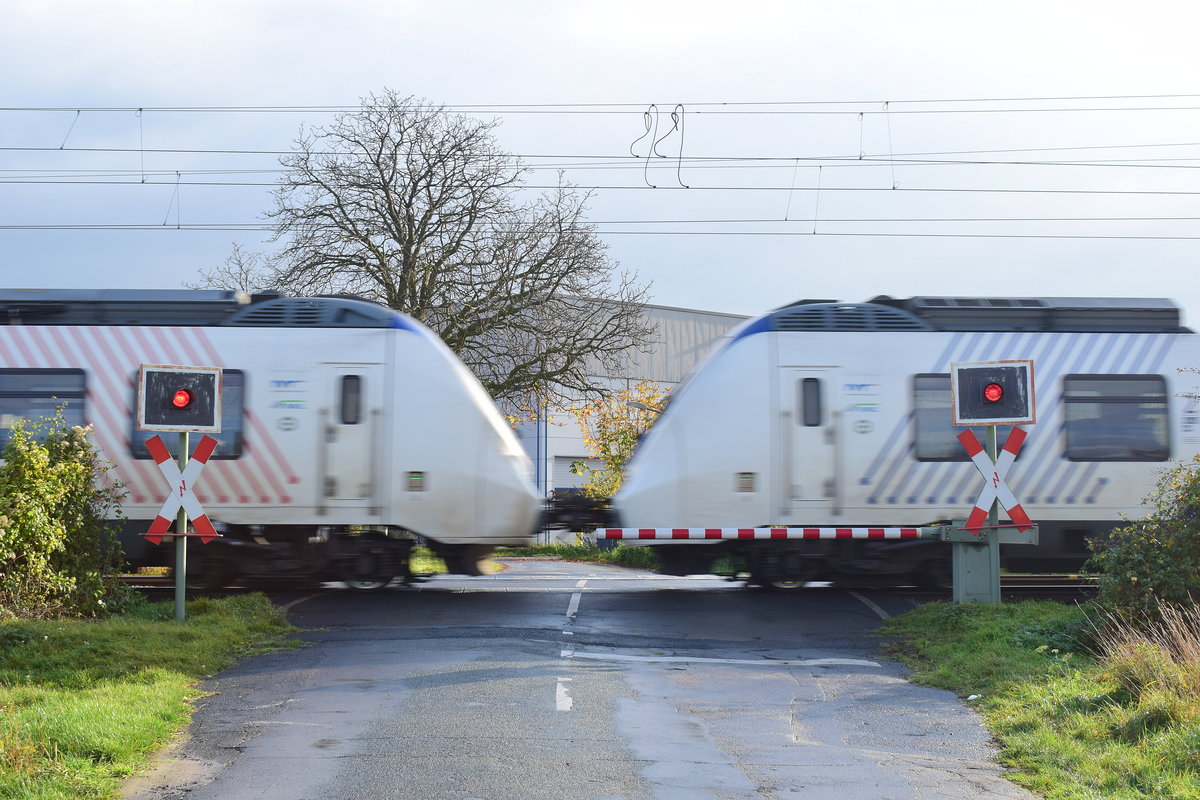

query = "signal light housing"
951;360;1035;426
137;365;222;433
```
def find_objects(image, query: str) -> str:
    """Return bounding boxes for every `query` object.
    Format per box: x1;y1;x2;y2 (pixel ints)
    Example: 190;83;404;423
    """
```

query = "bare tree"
195;91;653;405
186;243;279;294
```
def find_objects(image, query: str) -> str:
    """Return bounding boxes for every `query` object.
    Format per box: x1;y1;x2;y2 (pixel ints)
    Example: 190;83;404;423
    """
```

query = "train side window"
800;378;822;426
340;375;362;425
912;374;1014;461
1064;374;1168;461
0;369;86;449
131;370;245;459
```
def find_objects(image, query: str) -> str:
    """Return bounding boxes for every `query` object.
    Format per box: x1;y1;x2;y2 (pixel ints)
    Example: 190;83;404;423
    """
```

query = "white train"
0;289;541;588
611;295;1200;588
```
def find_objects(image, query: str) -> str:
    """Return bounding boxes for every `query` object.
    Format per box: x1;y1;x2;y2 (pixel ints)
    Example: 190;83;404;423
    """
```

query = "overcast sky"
5;0;1200;325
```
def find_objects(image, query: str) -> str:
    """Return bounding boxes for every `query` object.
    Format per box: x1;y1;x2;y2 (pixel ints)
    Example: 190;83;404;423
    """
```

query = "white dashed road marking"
556;677;574;711
560;649;881;668
565;580;585;621
849;590;892;620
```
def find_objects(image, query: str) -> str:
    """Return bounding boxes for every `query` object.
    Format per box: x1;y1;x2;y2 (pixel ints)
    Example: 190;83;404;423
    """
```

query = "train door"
780;369;838;510
321;365;383;508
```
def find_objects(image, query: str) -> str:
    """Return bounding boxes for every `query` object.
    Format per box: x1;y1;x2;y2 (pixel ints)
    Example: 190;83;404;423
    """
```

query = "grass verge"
883;601;1200;799
0;594;296;800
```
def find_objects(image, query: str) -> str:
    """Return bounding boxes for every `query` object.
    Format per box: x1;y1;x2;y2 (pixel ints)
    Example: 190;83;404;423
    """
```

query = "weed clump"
1090;602;1200;741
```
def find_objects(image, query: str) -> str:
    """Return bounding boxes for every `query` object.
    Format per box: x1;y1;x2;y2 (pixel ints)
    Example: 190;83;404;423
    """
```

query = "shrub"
0;413;131;619
1087;453;1200;618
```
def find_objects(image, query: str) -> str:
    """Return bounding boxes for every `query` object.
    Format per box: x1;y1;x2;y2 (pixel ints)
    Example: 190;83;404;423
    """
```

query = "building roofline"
642;300;751;320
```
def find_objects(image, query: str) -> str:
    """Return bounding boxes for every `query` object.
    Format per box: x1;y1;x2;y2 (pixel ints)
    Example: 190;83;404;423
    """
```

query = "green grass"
884;601;1200;799
408;543;661;576
409;547;447;574
0;594;296;800
495;542;660;569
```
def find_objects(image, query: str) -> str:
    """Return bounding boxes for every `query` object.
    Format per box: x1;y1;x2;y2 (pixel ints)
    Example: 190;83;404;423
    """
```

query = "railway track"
900;573;1096;601
1000;574;1097;591
118;573;250;595
122;571;1099;596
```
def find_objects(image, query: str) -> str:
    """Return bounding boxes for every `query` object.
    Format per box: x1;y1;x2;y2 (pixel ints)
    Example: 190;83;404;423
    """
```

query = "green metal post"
174;431;189;621
949;426;1003;604
984;426;1002;603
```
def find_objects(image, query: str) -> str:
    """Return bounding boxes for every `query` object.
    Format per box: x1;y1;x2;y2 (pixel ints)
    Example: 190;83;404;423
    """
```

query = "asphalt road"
122;560;1036;800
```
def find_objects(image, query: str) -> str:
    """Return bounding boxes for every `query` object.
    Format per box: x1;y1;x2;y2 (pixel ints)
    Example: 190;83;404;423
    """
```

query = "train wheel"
345;578;390;591
748;547;816;590
763;578;807;591
340;537;397;590
440;544;498;576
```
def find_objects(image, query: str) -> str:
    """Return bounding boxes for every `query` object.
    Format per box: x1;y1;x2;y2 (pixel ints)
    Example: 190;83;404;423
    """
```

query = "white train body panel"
0;293;540;548
616;298;1199;564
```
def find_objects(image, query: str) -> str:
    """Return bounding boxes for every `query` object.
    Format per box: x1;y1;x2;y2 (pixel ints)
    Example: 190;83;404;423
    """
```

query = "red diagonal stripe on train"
191;329;301;496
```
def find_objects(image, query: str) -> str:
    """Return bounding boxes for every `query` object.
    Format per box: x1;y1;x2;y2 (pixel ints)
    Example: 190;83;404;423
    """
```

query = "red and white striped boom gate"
596;522;1038;605
598;527;934;541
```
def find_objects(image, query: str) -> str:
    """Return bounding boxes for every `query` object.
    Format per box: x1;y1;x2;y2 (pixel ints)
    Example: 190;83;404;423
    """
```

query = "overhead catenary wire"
8;146;1200;175
5;96;1200;243
4;223;1200;241
9;93;1200;114
8;176;1200;199
13;214;1200;227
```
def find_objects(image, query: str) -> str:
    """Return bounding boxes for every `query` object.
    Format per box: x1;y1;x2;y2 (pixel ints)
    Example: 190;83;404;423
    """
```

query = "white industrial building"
514;302;748;497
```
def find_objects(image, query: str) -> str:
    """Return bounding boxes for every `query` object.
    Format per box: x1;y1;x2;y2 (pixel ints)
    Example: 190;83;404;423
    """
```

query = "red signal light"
983;383;1004;403
172;389;193;408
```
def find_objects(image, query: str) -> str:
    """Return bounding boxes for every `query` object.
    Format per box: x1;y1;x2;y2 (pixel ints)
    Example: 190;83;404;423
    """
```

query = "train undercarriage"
651;540;954;591
124;523;499;591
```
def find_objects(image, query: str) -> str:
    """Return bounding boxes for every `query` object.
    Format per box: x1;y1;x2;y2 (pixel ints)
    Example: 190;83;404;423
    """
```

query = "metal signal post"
948;360;1039;604
136;364;222;620
174;431;189;621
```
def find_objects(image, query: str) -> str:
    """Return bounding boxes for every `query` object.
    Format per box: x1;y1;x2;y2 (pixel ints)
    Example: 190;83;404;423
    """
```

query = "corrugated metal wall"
517;302;749;497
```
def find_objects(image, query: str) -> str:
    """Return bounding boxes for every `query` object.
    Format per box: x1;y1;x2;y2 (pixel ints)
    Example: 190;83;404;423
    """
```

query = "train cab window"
1064;374;1168;461
0;369;86;449
131;370;245;459
912;374;1014;461
340;375;362;425
800;378;822;426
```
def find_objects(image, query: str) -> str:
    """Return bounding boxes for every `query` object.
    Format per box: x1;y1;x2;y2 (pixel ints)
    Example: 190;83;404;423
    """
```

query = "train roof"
763;296;1190;333
0;289;407;328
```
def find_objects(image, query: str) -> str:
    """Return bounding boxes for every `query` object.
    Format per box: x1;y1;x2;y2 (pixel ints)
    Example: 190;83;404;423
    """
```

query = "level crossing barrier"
596;522;1039;603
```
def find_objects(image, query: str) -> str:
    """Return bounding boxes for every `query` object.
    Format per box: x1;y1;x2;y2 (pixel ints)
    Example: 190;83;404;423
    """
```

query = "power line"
9;145;1200;175
4;224;1200;241
7;214;1200;229
6;176;1200;199
7;94;1200;114
6;97;1200;246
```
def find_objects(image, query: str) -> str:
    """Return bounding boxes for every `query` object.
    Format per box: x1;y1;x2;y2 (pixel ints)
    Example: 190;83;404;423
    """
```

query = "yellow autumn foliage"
568;381;669;500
